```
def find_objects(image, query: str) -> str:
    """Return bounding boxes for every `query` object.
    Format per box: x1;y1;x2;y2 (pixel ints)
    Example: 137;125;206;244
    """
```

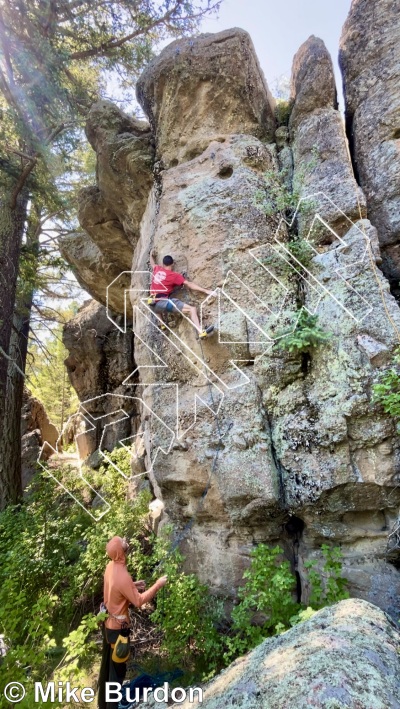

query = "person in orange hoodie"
98;536;167;708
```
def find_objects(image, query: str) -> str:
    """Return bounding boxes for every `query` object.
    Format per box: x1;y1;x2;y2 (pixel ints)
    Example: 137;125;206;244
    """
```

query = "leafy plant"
275;309;331;354
223;543;348;664
304;544;349;609
260;238;315;276
150;536;224;677
287;238;315;269
275;99;293;127
224;545;298;662
253;151;319;221
0;449;152;705
372;349;400;424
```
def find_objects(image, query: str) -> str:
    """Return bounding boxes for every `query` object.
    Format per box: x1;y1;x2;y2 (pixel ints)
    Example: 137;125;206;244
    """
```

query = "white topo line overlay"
40;193;393;517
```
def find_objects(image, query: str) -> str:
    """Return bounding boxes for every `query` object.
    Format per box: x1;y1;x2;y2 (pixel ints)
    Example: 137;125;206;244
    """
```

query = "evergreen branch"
68;1;218;59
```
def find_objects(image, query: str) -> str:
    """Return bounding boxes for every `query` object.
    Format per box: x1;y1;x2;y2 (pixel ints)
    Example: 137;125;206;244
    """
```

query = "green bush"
224;545;297;662
275;309;331;354
0;449;151;705
373;349;400;425
224;543;349;664
305;544;350;608
150;535;224;678
275;99;293;127
253;151;318;221
261;238;315;277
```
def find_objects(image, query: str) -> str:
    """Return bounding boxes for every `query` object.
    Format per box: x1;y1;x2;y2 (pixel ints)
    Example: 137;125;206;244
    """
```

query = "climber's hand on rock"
158;575;168;588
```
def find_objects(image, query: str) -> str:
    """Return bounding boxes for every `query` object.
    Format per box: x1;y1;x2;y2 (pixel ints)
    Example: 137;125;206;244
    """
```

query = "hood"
106;536;126;564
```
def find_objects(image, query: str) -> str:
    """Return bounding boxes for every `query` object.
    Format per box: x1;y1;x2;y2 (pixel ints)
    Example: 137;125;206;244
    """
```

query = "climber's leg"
152;299;171;329
181;303;201;332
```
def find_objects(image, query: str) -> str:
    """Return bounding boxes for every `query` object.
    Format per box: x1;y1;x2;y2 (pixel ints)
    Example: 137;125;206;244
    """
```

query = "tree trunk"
0;203;40;508
0;184;28;423
0;181;29;508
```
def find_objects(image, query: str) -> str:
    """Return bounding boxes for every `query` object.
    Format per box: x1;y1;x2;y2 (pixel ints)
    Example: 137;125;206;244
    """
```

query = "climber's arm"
149;249;157;269
123;574;167;608
183;279;214;296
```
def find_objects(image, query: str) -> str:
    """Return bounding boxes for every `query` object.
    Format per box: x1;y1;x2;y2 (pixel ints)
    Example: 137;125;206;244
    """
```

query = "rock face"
136;28;276;168
59;231;131;313
64;25;400;617
62;300;137;460
21;390;59;490
340;0;400;295
290;36;366;236
166;600;400;709
60;101;154;311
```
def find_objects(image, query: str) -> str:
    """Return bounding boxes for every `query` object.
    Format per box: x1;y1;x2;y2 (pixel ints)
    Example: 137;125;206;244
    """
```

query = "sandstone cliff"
61;9;400;617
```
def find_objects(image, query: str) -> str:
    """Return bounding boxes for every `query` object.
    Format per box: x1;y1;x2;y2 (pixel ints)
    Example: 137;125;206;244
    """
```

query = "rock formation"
136;28;276;168
290;35;366;236
340;0;400;296
163;599;400;709
62;9;400;617
62;299;137;461
21;389;59;490
59;101;155;311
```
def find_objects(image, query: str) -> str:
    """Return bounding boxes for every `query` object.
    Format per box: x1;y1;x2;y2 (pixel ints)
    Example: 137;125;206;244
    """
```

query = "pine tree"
0;0;221;506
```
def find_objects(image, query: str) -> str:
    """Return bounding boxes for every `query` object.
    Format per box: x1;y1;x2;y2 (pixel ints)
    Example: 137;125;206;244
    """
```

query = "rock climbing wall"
340;0;400;296
62;13;400;616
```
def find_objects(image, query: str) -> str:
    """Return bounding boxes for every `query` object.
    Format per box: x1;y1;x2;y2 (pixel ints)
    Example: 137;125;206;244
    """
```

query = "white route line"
41;191;388;518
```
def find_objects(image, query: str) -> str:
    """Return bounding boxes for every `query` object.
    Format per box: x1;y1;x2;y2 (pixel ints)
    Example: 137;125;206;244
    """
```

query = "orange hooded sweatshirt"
103;536;163;630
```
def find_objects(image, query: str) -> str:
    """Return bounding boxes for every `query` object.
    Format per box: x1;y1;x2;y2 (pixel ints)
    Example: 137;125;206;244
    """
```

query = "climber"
148;249;215;338
98;536;167;708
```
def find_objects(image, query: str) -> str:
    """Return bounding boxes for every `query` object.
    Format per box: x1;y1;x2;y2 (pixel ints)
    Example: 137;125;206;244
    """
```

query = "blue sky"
198;0;352;108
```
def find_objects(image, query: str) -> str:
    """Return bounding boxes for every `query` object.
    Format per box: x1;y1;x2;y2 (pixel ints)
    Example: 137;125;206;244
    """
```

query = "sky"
198;0;352;109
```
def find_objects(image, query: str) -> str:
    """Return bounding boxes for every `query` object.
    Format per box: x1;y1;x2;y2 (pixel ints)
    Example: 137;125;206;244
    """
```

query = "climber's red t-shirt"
150;266;185;296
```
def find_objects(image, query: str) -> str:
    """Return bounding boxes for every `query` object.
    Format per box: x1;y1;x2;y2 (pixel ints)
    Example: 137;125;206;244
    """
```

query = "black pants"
98;626;130;709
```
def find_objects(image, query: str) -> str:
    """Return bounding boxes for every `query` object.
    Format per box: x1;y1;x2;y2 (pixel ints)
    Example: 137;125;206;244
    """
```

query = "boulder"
64;25;400;617
165;599;400;709
136;28;276;167
340;0;400;294
83;100;155;245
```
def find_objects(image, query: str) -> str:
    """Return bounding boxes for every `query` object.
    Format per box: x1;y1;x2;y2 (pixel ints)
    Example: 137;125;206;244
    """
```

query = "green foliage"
260;237;315;277
0;449;151;704
372;349;400;424
224;545;297;662
275;99;293;127
28;319;79;430
254;168;297;217
304;544;350;609
253;151;318;221
275;309;331;354
224;543;348;664
150;535;224;676
287;238;315;269
0;443;350;699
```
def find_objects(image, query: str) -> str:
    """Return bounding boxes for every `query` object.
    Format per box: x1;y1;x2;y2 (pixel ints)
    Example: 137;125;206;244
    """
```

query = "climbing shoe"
198;325;215;339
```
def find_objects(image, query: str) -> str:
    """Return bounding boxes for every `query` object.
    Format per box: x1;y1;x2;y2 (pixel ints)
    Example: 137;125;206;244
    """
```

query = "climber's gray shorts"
153;298;185;314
